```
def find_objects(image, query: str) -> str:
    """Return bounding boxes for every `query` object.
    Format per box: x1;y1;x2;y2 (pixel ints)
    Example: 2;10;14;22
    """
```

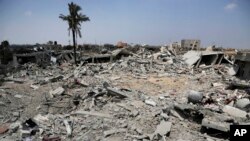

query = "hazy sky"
0;0;250;48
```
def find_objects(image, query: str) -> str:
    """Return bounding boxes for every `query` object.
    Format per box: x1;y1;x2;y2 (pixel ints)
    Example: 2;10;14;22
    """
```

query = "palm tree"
59;2;90;64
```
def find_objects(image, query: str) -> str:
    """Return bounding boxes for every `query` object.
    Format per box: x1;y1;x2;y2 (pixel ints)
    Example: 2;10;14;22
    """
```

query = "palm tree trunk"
72;29;77;65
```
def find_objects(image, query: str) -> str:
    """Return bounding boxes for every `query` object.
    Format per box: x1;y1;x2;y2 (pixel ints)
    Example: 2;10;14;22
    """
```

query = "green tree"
0;40;12;65
59;2;90;64
1;40;9;49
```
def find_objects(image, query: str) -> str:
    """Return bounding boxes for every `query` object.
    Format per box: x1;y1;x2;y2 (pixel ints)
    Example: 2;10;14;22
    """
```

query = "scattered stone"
14;94;23;99
145;99;157;106
30;84;39;90
49;87;65;97
77;79;89;87
160;113;169;120
12;111;20;117
63;119;72;137
211;83;223;87
201;118;230;132
235;98;250;112
222;105;247;119
187;90;203;104
154;120;172;136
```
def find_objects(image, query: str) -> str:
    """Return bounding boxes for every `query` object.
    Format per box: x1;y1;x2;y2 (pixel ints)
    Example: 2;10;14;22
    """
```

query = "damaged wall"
181;39;201;50
235;52;250;80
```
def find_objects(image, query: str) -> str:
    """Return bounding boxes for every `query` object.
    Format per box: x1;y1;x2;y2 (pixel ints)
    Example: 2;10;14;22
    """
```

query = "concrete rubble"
0;45;250;141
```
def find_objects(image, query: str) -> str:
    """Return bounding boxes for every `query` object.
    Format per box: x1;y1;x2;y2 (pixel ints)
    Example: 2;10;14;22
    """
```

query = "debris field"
0;46;250;141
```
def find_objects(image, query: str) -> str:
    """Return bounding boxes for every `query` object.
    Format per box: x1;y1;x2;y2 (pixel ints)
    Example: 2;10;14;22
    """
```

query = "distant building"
181;39;201;50
235;52;250;80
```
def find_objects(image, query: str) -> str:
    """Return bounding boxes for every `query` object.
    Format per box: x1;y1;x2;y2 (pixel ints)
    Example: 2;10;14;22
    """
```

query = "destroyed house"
183;51;225;68
181;39;201;50
13;51;52;66
235;52;250;80
81;49;131;63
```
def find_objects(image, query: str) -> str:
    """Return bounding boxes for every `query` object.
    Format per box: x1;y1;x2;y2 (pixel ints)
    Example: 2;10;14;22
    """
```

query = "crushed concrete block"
78;79;89;87
154;120;172;136
160;113;169;120
131;110;139;117
33;114;49;127
49;87;65;97
211;83;223;87
145;99;157;106
222;105;247;119
235;98;250;112
201;118;230;132
12;112;19;117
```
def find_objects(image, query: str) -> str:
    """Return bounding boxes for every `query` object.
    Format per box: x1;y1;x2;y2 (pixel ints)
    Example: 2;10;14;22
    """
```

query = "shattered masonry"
0;41;250;141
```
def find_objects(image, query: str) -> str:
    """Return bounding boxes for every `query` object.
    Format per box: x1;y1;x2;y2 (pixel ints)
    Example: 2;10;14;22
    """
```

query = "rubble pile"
0;47;250;141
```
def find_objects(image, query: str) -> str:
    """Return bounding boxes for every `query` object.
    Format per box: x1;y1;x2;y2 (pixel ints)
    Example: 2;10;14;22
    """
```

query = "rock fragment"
145;99;157;106
49;87;65;97
222;105;247;119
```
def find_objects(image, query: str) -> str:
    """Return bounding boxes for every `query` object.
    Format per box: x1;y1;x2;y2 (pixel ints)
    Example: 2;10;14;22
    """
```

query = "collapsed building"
183;51;228;68
235;52;250;80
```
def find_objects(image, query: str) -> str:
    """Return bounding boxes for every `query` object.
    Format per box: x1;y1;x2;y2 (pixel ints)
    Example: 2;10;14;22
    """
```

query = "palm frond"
60;2;90;38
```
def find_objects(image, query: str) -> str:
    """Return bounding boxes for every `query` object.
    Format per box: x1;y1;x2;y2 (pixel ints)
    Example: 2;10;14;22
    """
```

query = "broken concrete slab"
211;83;223;87
77;79;89;87
201;118;230;132
222;105;247;119
228;65;239;76
235;98;250;112
182;51;201;66
154;120;172;136
72;110;113;118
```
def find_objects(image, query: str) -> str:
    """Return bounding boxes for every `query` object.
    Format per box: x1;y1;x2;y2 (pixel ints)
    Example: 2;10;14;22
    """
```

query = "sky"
0;0;250;49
